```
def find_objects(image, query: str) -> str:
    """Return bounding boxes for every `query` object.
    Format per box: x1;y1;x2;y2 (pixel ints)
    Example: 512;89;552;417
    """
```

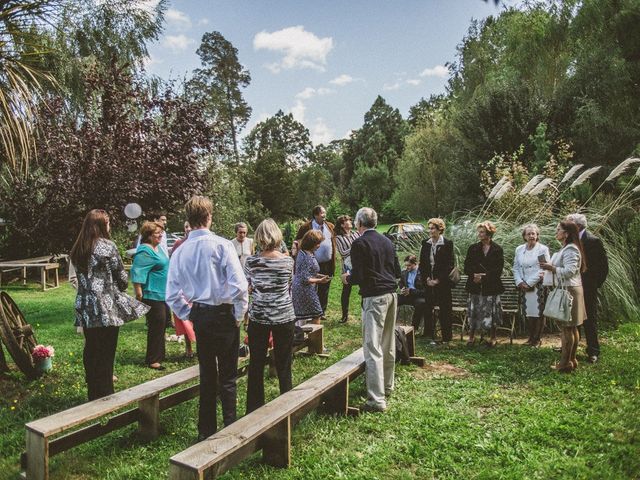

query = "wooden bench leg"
168;464;202;480
261;416;291;468
26;430;48;480
138;395;160;441
23;266;27;286
322;377;349;415
307;328;323;355
54;268;59;288
41;268;47;291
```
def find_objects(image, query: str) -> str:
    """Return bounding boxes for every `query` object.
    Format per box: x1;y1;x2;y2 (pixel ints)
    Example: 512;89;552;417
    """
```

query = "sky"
145;0;506;145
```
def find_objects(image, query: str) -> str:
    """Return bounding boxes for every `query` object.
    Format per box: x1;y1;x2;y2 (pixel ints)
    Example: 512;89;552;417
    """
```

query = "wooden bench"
0;256;63;291
396;275;522;344
168;325;421;480
21;325;326;480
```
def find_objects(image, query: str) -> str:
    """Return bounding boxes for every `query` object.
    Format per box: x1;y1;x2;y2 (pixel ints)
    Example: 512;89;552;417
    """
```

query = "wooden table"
0;256;63;291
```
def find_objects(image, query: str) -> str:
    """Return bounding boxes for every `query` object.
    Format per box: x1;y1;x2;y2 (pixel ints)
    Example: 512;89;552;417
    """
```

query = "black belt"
192;302;233;313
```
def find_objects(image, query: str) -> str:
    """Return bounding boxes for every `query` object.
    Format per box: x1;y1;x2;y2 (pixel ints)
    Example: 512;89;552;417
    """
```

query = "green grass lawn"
1;279;639;479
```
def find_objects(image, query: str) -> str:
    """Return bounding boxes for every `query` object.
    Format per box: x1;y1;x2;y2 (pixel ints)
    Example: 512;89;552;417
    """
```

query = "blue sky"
146;0;506;145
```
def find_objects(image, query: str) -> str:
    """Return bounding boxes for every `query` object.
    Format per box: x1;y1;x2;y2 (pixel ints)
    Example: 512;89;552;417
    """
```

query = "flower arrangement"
32;345;55;361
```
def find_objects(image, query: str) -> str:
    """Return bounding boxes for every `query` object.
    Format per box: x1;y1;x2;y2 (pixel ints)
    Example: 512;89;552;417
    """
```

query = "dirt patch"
412;361;470;379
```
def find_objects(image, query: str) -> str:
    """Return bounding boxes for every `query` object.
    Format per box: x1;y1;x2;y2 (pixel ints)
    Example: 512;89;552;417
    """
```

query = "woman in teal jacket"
131;221;170;370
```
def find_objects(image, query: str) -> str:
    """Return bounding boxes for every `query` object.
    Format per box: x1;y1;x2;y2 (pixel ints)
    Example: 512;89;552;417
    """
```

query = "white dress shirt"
166;228;249;322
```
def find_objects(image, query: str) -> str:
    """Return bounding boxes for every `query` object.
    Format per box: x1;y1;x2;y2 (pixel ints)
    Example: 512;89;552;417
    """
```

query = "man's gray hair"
566;213;587;230
355;207;378;229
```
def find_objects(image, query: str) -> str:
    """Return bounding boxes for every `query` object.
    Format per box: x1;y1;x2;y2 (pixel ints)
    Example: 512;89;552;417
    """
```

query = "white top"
312;219;333;264
513;242;550;288
545;244;583;287
166;229;249;322
426;236;445;268
231;237;254;268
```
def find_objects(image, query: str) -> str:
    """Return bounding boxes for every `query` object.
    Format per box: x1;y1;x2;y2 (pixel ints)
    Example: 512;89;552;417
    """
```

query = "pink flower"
32;345;55;360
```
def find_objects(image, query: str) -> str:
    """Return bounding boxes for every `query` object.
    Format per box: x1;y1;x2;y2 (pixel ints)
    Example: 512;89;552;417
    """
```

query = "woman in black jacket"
464;221;504;347
418;218;455;343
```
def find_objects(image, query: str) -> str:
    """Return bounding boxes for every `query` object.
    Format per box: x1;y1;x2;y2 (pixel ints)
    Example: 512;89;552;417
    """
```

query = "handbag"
543;273;573;323
449;266;461;285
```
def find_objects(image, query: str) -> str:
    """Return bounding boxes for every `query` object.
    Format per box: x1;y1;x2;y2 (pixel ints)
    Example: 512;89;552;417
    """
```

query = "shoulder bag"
543;266;573;324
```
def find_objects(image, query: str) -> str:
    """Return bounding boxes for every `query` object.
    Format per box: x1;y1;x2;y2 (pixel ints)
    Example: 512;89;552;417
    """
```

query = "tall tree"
188;31;251;163
242;111;311;220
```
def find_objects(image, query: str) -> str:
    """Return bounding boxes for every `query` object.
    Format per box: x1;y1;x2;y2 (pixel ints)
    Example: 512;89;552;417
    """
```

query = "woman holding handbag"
540;220;587;373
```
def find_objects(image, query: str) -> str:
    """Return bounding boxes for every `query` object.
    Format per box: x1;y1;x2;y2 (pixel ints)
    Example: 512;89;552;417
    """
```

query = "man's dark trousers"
190;304;239;438
583;287;600;357
317;261;333;314
397;293;426;332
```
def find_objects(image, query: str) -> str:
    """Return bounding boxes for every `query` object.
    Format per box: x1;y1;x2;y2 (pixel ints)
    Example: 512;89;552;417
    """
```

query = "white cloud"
295;87;334;100
253;25;333;72
197;18;210;26
329;74;355;86
162;34;195;53
290;100;306;124
165;8;192;30
310;118;334;145
138;0;161;14
419;64;448;78
142;54;163;72
406;78;421;86
383;82;402;91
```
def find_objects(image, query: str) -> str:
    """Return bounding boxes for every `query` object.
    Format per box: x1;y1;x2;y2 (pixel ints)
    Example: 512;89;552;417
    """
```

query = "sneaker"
361;402;386;413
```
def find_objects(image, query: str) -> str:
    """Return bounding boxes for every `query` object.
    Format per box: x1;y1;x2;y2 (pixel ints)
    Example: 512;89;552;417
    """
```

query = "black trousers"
190;304;239;437
341;283;353;318
583;287;600;357
246;320;295;414
143;299;166;365
317;261;333;314
424;285;453;342
398;294;426;332
83;326;119;401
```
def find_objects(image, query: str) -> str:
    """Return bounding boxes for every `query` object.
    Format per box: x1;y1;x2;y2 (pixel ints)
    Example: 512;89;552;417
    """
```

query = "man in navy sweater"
342;207;401;412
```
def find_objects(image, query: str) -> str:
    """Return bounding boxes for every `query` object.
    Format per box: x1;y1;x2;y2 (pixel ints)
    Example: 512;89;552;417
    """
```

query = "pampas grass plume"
494;181;512;200
520;174;544;195
605;158;640;182
559;164;583;185
488;176;508;199
570;166;602;188
528;178;554;196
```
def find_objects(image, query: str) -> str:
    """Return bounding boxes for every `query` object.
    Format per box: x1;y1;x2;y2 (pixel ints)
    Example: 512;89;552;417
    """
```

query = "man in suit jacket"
567;214;609;363
342;207;401;413
295;205;336;317
398;254;426;334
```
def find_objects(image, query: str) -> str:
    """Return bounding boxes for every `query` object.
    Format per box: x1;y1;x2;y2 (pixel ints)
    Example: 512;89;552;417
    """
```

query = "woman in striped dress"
244;219;297;413
335;215;360;323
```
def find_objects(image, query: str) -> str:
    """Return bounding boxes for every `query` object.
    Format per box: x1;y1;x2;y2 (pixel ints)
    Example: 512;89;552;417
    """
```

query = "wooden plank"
170;348;366;473
25;431;48;480
48;408;140;457
158;385;199;411
0;263;59;268
321;378;349;415
306;325;323;354
138;394;160;441
26;365;200;436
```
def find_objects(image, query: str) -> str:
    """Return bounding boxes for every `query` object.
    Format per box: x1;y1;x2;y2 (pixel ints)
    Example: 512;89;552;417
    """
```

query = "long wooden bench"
21;325;325;480
168;325;421;480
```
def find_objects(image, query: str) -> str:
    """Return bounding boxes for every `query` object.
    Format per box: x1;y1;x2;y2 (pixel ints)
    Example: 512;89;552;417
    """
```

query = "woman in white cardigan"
513;224;550;347
540;220;587;373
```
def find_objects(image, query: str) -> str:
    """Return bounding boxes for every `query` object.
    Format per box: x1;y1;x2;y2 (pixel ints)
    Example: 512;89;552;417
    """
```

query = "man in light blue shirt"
166;196;248;440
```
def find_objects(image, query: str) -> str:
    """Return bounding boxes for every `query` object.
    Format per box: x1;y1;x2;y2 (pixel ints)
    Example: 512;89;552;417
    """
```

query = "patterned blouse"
74;238;149;329
335;231;360;272
244;255;296;325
